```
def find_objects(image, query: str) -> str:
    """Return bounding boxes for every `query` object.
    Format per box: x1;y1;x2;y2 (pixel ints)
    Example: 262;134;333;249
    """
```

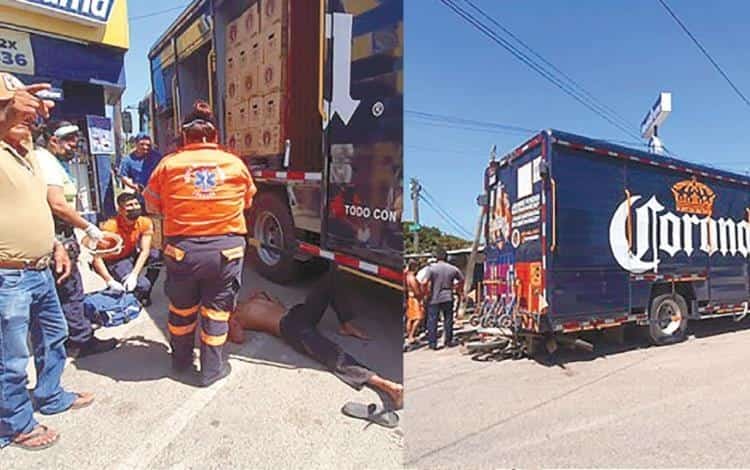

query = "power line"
130;5;188;21
419;195;473;239
462;0;633;129
657;0;750;108
406;110;536;134
418;184;474;238
439;0;642;141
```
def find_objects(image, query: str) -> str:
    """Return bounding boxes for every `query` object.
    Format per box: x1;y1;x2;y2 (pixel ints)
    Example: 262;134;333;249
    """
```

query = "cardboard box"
262;92;283;125
258;124;282;155
241;3;260;38
260;0;285;29
240;64;261;101
260;60;283;94
226;76;242;105
226;16;244;51
249;96;263;127
261;23;285;63
226;131;241;153
240;127;261;155
249;41;262;66
225;108;238;133
225;49;240;79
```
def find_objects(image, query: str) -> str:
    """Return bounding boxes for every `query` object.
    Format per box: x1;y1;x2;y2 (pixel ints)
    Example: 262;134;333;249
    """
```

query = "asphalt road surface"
4;254;404;469
404;319;750;469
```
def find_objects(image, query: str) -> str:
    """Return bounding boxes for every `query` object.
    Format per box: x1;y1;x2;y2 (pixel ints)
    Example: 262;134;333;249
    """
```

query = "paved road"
5;255;404;469
404;320;750;469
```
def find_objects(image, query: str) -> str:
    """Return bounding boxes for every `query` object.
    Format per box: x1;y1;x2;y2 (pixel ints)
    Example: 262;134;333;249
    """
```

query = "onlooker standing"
33;121;117;358
417;247;465;350
92;192;161;306
404;260;425;349
0;73;93;451
119;133;162;202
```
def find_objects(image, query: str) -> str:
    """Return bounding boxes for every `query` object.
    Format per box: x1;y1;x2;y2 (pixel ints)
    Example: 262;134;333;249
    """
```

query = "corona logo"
672;177;716;217
609;189;750;273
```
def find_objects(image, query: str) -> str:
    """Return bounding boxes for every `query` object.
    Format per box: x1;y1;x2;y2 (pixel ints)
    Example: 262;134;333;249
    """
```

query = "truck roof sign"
640;92;672;139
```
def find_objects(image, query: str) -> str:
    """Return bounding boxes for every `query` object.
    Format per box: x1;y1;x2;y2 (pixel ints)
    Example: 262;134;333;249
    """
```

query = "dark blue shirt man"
119;133;162;195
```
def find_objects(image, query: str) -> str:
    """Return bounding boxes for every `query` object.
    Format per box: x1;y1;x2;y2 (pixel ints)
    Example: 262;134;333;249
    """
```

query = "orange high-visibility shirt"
143;143;257;237
99;215;154;262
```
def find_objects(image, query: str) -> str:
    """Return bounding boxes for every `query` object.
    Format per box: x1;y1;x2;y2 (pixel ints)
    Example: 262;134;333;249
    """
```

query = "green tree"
403;221;471;255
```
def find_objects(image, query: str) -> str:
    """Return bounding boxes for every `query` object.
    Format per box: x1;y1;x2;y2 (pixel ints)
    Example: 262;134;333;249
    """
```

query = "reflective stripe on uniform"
170;303;199;317
168;321;197;336
200;331;228;346
200;307;230;322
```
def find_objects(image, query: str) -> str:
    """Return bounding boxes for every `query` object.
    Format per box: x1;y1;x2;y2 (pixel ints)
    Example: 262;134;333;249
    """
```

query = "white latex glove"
84;223;104;249
107;279;126;292
123;272;138;292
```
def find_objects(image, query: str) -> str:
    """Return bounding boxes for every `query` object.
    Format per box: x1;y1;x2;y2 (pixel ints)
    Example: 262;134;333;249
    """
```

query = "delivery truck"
146;0;403;288
482;129;750;347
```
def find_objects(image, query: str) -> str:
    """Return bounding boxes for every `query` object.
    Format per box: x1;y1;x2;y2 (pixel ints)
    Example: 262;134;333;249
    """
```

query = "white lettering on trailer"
609;194;750;273
344;204;397;222
324;12;360;129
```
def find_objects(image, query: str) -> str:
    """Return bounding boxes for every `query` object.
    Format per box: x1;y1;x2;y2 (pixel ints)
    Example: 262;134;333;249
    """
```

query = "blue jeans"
0;268;76;447
427;300;454;349
105;249;161;302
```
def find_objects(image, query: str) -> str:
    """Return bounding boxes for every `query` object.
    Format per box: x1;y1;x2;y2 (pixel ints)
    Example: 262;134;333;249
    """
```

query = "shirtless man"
233;269;403;409
404;260;424;348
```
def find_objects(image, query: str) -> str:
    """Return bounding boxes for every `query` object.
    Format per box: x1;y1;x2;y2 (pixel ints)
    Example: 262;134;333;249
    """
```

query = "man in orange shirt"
144;101;256;387
91;193;161;306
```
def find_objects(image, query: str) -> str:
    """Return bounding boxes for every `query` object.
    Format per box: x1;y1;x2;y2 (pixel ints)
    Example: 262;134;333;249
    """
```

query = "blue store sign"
4;0;116;26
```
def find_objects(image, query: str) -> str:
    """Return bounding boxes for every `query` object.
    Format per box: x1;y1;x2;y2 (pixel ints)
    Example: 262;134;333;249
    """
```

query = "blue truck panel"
485;130;750;334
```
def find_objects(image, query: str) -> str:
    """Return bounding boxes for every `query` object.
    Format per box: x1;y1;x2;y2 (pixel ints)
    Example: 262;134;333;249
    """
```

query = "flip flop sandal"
70;392;95;410
11;425;59;451
341;402;399;429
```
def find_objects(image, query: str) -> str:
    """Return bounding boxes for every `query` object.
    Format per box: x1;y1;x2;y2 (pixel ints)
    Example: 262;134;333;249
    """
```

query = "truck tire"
246;192;300;284
647;293;689;346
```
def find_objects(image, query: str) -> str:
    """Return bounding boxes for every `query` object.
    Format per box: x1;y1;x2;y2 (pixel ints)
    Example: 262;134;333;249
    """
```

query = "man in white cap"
32;120;118;359
0;72;94;451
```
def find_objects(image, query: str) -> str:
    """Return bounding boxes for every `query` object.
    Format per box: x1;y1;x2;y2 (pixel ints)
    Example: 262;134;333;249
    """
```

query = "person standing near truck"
119;133;162;203
33;120;118;359
144;101;256;387
417;247;465;350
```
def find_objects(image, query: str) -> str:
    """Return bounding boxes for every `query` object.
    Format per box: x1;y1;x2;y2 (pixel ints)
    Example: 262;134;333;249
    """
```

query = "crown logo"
671;177;716;217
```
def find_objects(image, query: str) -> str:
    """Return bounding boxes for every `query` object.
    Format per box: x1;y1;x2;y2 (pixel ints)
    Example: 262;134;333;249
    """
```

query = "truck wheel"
647;293;688;346
247;192;299;284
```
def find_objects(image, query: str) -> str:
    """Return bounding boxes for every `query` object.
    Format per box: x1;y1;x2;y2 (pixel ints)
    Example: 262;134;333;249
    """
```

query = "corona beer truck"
483;130;750;348
147;0;403;288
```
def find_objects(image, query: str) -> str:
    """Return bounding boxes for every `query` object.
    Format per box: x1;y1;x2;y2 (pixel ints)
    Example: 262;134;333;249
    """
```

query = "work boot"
200;362;232;388
67;337;118;359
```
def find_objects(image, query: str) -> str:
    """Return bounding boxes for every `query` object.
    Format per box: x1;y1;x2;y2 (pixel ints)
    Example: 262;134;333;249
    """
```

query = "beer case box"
241;3;260;39
240;64;261;101
240;127;261;155
226;16;244;51
225;108;238;133
258;124;283;155
237;101;249;128
225;76;242;106
259;60;283;94
261;22;286;63
226;131;241;153
249;96;263;127
262;92;284;126
260;0;286;30
225;49;240;80
249;41;262;67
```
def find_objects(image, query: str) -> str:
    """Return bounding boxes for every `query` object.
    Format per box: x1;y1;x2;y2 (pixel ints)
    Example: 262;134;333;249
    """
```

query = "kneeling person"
92;193;160;305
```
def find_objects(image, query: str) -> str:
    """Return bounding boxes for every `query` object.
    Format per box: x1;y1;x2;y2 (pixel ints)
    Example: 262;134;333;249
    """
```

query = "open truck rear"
483;130;750;349
147;0;403;288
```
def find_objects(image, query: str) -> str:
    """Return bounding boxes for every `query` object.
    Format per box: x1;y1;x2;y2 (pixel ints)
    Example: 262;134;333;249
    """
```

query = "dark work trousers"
427;300;454;349
163;235;245;384
279;269;374;390
55;236;93;345
104;249;161;302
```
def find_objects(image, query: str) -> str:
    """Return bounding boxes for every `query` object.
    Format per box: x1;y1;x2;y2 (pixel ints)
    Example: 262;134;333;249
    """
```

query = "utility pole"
458;145;496;319
410;178;422;252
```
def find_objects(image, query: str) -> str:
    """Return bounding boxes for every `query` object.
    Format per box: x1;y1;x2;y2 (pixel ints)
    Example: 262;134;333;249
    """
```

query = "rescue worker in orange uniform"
143;101;256;387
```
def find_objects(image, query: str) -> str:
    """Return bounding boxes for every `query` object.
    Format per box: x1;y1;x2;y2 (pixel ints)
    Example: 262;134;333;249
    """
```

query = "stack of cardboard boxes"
224;0;287;158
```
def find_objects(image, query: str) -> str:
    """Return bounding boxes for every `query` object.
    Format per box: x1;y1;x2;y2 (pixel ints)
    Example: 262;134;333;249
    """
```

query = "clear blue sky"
121;1;188;110
405;0;750;238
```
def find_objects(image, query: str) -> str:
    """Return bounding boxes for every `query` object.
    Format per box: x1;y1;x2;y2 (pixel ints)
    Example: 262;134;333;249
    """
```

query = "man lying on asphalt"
232;268;403;410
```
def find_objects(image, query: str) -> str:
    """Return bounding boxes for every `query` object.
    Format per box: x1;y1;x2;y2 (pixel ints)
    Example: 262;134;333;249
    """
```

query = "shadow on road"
533;316;750;368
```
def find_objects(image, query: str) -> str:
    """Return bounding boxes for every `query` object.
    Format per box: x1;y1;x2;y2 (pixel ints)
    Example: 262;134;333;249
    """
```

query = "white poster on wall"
0;28;35;76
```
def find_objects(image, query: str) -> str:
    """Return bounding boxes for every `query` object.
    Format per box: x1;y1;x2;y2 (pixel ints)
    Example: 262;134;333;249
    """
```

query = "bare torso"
234;294;287;337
